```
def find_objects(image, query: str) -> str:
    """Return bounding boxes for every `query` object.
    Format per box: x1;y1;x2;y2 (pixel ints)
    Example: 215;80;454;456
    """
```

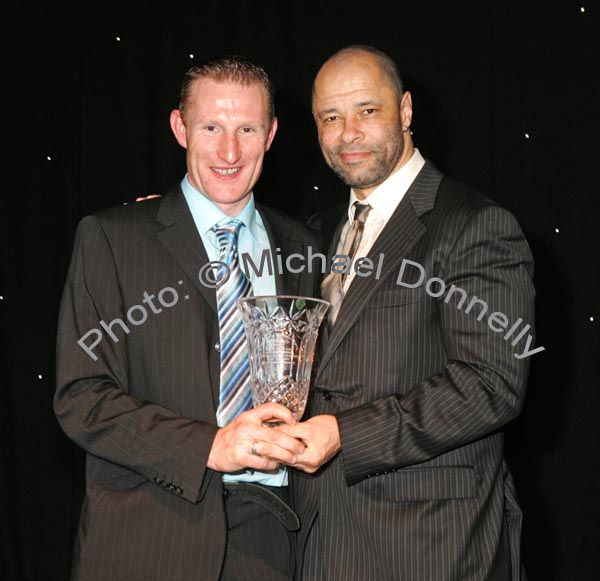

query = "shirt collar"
348;148;426;223
181;174;258;240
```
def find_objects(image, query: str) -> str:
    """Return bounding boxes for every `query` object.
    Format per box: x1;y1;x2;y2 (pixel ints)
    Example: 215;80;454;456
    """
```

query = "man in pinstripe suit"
282;45;534;580
54;56;317;580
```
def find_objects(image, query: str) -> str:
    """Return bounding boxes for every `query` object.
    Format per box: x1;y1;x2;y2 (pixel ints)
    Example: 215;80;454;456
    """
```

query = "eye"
204;125;218;132
362;108;376;116
240;126;255;134
322;115;340;123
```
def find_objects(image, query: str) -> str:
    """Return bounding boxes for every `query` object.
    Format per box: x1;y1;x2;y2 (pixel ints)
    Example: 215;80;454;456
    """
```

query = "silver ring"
250;440;260;456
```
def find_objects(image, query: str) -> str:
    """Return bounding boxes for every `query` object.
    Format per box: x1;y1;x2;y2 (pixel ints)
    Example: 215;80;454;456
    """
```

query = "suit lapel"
327;213;347;259
258;205;305;296
155;188;217;314
316;161;443;380
156;196;306;305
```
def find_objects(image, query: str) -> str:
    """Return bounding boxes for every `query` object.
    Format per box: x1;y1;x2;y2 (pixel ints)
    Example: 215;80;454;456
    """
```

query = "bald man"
281;45;535;580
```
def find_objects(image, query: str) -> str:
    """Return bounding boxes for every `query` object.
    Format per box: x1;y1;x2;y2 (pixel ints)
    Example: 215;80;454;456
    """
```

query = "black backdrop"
2;1;599;579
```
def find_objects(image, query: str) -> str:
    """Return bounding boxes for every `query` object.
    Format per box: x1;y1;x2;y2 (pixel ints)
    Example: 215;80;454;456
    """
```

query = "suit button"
215;343;221;352
322;390;332;401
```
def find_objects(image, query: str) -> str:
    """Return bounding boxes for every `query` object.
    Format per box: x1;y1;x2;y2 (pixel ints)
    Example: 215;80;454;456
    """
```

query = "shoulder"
305;204;346;253
431;176;523;232
426;176;533;271
306;203;346;232
75;190;175;239
92;192;166;225
435;176;495;213
257;205;321;246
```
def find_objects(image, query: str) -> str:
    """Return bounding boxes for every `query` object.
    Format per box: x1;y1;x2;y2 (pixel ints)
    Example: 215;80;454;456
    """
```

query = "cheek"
318;130;336;153
248;153;265;175
243;142;260;160
187;137;207;159
372;126;396;153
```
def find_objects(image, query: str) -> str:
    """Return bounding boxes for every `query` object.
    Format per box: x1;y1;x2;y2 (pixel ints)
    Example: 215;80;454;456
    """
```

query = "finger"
252;402;297;424
262;425;306;454
276;423;310;440
289;445;325;471
287;459;319;473
135;194;161;202
252;440;302;466
247;456;281;472
233;440;278;471
236;403;294;425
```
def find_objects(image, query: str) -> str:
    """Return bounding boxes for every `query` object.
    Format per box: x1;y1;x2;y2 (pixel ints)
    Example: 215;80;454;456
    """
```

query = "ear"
169;109;188;149
264;117;278;152
400;91;413;131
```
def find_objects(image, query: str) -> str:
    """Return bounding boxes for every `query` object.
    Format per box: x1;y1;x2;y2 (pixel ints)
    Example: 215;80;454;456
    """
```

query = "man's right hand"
207;403;306;473
135;194;162;202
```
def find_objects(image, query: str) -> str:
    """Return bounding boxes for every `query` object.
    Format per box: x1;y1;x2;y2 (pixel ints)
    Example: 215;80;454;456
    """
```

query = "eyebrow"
317;98;384;116
356;99;382;107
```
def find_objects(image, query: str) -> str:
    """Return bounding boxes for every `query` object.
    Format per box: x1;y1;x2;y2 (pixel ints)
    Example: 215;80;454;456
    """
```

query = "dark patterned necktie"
212;219;253;426
321;202;371;327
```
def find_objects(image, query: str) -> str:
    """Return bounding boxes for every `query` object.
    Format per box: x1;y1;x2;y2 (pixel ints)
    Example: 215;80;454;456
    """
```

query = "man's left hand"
277;415;341;473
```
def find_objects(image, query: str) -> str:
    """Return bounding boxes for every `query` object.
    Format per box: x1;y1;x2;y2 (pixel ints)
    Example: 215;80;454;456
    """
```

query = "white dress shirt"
181;175;286;486
338;148;426;291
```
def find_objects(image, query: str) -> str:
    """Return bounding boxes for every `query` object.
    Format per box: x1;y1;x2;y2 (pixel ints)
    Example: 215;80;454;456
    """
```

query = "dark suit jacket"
54;188;319;581
292;162;534;580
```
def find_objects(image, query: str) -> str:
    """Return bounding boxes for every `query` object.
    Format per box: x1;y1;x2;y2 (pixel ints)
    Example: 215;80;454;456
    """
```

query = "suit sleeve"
336;204;537;485
54;215;218;503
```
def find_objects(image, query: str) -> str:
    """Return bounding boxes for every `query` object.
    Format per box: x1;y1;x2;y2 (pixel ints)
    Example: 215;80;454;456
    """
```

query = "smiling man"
281;45;536;580
55;56;318;581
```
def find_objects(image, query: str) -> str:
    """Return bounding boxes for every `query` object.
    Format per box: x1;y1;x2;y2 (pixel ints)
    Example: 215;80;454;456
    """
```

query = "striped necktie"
321;202;371;327
212;219;253;426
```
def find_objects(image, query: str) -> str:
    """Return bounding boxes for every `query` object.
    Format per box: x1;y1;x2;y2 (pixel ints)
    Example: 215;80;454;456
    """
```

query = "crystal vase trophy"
236;295;330;425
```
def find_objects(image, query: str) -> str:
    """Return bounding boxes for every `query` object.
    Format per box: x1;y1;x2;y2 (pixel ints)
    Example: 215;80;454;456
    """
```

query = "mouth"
212;167;242;177
339;151;371;164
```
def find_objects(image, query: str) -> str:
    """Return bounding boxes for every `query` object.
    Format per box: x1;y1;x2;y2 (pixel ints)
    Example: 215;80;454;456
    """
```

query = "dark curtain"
3;1;599;579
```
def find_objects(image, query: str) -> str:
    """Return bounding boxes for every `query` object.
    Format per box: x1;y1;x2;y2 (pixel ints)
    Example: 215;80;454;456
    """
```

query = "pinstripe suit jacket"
54;188;319;581
292;162;534;580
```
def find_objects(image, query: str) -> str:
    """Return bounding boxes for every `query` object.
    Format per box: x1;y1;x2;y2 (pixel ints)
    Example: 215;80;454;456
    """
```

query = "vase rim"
237;294;330;307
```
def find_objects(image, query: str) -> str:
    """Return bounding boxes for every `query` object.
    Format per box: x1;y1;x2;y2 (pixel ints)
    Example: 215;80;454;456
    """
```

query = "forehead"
187;78;270;119
313;52;396;110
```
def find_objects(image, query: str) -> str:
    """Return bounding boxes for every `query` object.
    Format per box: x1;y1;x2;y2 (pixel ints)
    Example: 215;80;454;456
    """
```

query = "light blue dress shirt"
182;175;287;486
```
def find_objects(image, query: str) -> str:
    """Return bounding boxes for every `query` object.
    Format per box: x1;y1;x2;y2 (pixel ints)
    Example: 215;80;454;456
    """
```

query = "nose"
341;118;363;144
217;133;241;164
